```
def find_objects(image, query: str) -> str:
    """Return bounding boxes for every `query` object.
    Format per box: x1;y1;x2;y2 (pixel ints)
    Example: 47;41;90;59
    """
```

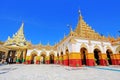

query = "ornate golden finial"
18;22;24;35
78;9;81;16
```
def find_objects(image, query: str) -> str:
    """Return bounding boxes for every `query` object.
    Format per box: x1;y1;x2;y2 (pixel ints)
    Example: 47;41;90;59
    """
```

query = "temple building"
0;12;120;67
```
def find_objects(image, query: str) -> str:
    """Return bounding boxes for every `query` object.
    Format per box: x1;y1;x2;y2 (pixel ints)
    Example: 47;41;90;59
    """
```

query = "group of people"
6;57;14;64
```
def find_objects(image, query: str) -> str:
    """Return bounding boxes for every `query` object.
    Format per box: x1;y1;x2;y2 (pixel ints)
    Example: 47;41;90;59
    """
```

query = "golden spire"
74;9;83;35
74;10;106;41
17;22;24;36
4;22;27;46
78;9;82;18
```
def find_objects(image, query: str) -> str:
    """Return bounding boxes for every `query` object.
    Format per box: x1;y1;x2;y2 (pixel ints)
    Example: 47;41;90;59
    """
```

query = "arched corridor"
31;53;37;64
50;54;54;64
80;47;87;65
40;54;46;64
94;49;101;65
106;49;112;65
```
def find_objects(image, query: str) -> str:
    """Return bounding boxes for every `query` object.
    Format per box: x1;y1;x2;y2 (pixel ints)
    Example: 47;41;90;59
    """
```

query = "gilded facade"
0;12;120;67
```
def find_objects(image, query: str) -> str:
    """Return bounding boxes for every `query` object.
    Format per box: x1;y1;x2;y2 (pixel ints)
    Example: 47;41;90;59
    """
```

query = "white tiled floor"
0;64;120;80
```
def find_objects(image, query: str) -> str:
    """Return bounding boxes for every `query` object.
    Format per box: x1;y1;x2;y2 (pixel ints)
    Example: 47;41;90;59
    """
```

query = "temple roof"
73;12;108;41
4;22;27;47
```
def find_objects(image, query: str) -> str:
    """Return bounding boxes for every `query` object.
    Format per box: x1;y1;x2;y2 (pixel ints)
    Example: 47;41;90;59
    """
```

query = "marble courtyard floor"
0;64;120;80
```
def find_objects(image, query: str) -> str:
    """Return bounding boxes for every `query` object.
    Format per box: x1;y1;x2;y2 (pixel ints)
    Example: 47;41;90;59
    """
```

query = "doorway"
94;49;101;65
106;49;112;65
50;54;54;64
80;47;87;65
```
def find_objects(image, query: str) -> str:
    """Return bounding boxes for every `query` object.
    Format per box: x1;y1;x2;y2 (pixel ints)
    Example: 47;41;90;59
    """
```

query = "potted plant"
106;58;109;66
94;58;97;66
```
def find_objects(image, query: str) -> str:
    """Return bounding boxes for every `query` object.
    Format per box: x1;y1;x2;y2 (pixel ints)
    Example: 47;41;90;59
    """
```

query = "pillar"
59;56;63;65
115;54;120;65
35;56;40;64
16;50;21;64
99;54;108;66
111;54;117;65
86;53;95;66
69;52;82;67
63;54;69;66
54;56;59;64
25;56;31;64
22;50;26;64
45;56;50;64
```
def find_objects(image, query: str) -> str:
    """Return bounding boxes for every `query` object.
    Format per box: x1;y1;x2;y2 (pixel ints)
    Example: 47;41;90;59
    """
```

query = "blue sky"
0;0;120;45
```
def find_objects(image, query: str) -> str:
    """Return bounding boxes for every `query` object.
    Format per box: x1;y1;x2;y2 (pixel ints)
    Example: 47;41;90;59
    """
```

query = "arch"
106;49;113;65
40;51;46;56
94;48;101;65
94;45;101;51
40;51;46;64
106;46;112;50
31;50;38;56
80;47;88;65
81;43;88;50
30;50;38;64
49;51;55;55
49;51;55;64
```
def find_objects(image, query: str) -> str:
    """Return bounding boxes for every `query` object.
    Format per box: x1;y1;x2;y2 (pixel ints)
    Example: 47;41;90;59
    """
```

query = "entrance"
40;54;46;64
50;54;54;64
31;53;37;64
94;49;101;65
7;50;16;64
106;49;112;65
80;47;87;65
0;51;5;62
